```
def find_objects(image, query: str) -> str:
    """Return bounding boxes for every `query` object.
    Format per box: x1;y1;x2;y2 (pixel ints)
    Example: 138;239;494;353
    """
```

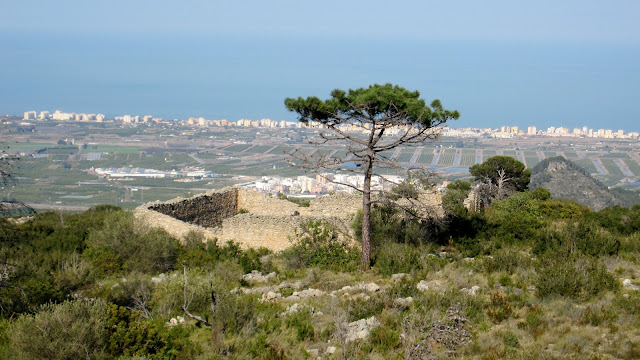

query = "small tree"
469;156;530;207
285;84;459;268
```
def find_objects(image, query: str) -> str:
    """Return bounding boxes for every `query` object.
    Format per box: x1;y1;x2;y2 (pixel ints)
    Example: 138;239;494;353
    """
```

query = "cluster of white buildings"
496;125;639;139
443;125;639;140
91;167;214;179
247;173;405;196
24;110;105;122
21;109;639;140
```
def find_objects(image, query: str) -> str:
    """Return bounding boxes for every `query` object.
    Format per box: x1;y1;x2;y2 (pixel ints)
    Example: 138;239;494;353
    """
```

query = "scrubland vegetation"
2;186;640;359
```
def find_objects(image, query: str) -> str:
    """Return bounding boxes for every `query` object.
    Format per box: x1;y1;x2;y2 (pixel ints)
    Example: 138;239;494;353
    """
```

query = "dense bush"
536;253;618;299
178;232;270;273
86;211;180;275
534;220;620;257
284;219;359;271
105;304;191;359
373;242;443;277
8;300;110;360
0;206;123;314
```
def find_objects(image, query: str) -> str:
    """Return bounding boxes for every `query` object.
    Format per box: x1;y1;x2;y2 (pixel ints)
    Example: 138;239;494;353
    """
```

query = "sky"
2;1;640;131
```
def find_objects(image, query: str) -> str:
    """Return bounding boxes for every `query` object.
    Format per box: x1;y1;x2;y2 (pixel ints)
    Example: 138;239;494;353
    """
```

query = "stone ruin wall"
136;187;362;251
147;190;238;228
136;187;442;251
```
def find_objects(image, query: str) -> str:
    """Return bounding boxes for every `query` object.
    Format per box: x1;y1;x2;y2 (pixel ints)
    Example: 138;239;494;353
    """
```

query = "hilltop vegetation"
2;183;640;358
530;156;640;210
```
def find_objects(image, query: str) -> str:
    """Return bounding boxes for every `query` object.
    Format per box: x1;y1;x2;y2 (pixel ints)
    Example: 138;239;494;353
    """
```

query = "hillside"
529;156;635;210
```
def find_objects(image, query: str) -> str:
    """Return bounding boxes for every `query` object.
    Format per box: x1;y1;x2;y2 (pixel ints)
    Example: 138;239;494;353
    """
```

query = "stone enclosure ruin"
135;187;362;251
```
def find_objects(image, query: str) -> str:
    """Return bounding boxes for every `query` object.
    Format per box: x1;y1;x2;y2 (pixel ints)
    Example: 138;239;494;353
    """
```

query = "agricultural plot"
459;150;476;167
395;148;414;163
225;144;252;152
87;145;140;154
193;152;221;159
563;151;579;159
574;159;598;174
601;159;624;177
51;154;69;161
525;157;540;168
243;145;274;154
544;151;558;158
378;150;396;162
418;152;434;165
437;149;455;166
502;150;517;159
483;150;497;159
625;159;640;177
602;152;631;159
2;142;54;151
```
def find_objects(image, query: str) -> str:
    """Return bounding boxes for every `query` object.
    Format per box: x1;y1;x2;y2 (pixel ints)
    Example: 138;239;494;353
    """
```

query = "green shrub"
369;314;401;352
105;304;192;359
86;211;180;275
352;205;440;247
517;305;546;339
534;220;620;257
486;292;513;323
502;331;520;348
536;253;618;299
284;219;359;271
581;305;618;326
373;242;421;276
178;236;271;273
481;247;533;273
285;308;314;341
214;293;257;334
8;300;110;360
348;297;386;322
388;277;417;299
482;192;545;245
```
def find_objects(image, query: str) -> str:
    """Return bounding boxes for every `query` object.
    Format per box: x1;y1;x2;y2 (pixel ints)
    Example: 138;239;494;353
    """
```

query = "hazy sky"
2;1;639;131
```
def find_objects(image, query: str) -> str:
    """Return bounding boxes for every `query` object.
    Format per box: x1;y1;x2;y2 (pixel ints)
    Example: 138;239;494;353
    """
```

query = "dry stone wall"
148;189;238;227
136;187;361;250
136;187;441;251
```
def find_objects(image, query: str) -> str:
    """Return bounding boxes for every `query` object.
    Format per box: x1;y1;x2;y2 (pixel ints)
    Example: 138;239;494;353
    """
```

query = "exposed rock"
623;279;640;290
306;349;319;357
167;316;185;327
286;288;324;301
462;286;480;296
417;279;445;292
394;297;414;308
357;282;380;293
151;273;167;284
265;272;278;281
326;346;337;354
350;293;370;301
391;273;411;282
283;303;301;315
261;291;282;303
243;270;272;284
346;316;380;343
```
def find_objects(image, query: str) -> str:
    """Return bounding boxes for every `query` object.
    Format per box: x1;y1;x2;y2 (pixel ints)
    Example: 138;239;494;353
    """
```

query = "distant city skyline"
2;1;639;132
16;108;640;139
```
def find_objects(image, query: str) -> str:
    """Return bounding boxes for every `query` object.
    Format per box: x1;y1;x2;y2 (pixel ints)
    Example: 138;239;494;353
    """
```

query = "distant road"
27;203;91;211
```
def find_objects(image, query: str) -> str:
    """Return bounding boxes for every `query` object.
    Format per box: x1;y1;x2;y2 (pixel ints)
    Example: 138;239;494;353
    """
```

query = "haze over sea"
2;1;639;132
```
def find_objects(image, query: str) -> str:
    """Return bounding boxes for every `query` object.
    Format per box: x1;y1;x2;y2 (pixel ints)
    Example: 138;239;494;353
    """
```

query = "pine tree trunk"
361;154;373;269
